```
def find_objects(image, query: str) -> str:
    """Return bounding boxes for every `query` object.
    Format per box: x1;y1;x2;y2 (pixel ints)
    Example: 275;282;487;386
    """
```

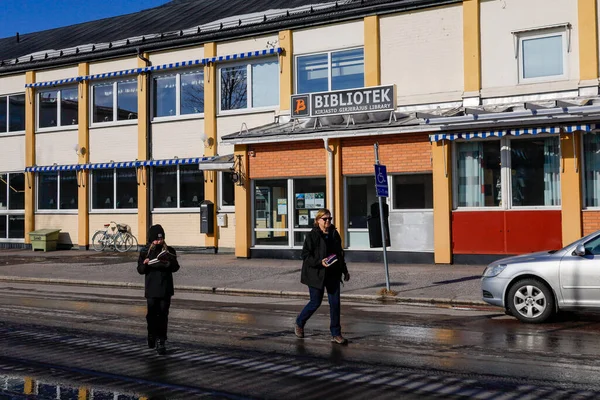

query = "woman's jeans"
296;279;341;336
146;297;171;340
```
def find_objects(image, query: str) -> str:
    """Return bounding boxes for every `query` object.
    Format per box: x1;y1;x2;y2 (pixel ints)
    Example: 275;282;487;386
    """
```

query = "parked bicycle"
92;221;138;252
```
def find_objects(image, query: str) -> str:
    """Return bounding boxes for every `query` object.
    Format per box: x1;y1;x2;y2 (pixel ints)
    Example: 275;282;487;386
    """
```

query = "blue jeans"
296;279;341;336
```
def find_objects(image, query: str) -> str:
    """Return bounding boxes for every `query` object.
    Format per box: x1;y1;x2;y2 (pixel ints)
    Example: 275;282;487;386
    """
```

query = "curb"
0;275;491;308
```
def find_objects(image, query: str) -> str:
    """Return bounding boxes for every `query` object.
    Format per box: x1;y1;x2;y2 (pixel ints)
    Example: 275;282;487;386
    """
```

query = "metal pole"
374;143;391;291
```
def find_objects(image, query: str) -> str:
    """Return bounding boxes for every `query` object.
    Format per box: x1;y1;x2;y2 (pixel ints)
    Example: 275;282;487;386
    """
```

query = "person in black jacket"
137;224;180;355
295;208;350;344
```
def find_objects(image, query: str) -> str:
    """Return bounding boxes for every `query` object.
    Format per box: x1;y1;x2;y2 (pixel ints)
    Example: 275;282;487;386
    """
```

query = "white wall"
89;57;138;75
0;74;26;95
149;46;205;65
89;125;137;163
36;66;79;83
217;111;275;156
380;5;464;105
293;21;364;54
36;130;79;166
0;136;25;170
152;118;205;160
217;35;278;55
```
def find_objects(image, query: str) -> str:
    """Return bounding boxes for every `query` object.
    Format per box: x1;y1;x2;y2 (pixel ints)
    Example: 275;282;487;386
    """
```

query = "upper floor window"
0;94;25;133
37;171;78;210
296;48;364;94
91;168;137;210
153;70;204;119
92;80;137;124
37;88;78;129
219;59;279;112
517;28;568;83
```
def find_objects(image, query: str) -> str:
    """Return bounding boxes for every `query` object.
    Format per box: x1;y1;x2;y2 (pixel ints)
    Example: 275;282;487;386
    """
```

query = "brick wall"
249;140;326;179
582;211;600;235
341;133;431;175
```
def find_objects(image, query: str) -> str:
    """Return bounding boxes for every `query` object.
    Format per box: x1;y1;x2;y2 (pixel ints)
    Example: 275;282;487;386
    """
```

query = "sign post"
374;143;391;291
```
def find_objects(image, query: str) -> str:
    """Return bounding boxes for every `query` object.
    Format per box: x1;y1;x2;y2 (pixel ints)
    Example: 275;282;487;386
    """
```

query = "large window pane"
154;76;176;117
0;174;6;210
9;94;25;131
221;65;248;110
93;84;114;123
61;88;78;126
254;179;288;246
38;172;58;209
251;61;278;107
457;141;501;207
117;81;138;120
181;71;204;115
180;165;203;208
153;166;177;208
8;215;24;239
294;178;326;229
393;174;433;209
8;173;24;210
297;54;328;94
347;176;377;229
0;97;6;133
39;90;58;128
92;170;114;209
510;137;560;206
60;171;78;209
331;48;364;90
522;35;563;79
0;216;6;238
116;169;137;209
584;134;600;207
222;172;235;207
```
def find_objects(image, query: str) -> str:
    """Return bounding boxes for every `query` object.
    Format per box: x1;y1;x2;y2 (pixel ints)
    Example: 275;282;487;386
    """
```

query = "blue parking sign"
374;164;388;197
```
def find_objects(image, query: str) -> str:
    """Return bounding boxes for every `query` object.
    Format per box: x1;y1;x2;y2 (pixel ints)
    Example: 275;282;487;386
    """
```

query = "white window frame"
389;173;433;212
0;93;26;134
151;165;204;212
514;26;570;84
36;87;79;132
89;168;138;213
151;69;205;122
35;171;78;214
218;171;235;212
294;46;364;94
217;58;279;115
89;79;138;127
0;172;25;242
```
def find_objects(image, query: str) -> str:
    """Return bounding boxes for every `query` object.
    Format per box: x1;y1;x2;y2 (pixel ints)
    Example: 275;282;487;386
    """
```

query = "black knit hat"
147;224;165;243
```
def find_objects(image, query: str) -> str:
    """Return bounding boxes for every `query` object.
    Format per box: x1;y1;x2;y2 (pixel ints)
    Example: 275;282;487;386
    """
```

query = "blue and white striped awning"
141;59;205;73
429;130;506;142
430;124;595;142
25;77;82;88
138;156;217;167
83;69;141;81
81;161;139;170
205;47;283;63
509;124;594;136
25;164;80;172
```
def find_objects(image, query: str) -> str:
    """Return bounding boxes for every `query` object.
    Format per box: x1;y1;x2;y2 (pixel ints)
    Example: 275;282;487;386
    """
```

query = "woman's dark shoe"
331;335;348;345
147;334;156;349
156;339;166;355
294;324;304;338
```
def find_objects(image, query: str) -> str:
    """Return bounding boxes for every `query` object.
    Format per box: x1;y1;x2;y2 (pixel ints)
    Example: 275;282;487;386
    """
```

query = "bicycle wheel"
114;233;128;252
126;232;139;252
117;232;135;252
91;231;106;252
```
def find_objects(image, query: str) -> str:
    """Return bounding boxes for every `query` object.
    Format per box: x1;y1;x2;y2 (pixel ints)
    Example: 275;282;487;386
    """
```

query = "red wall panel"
452;212;504;254
505;211;562;253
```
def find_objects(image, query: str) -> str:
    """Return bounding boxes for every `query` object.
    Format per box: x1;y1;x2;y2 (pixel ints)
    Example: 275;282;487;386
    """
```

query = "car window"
584;235;600;255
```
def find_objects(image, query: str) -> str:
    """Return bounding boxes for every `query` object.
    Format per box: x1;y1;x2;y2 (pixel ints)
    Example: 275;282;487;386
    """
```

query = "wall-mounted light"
74;144;87;156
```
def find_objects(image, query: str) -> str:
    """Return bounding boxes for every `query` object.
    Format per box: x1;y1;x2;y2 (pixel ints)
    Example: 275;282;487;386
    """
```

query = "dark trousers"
296;279;341;336
146;297;171;340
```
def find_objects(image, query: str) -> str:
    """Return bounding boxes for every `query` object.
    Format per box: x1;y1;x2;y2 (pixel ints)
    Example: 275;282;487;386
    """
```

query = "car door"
559;234;600;306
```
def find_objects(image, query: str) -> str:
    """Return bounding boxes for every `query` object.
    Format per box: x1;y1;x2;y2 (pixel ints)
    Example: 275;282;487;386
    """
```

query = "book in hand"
148;249;176;266
324;254;338;267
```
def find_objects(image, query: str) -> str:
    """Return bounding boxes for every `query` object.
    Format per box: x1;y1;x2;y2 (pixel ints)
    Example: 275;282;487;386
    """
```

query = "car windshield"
559;230;600;252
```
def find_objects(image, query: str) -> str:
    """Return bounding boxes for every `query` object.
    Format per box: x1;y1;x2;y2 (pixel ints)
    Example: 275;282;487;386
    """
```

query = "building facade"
1;0;600;264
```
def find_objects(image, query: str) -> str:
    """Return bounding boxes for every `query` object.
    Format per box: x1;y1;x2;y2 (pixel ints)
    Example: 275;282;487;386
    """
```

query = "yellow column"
24;71;36;243
578;0;599;82
24;377;35;394
234;145;250;257
364;15;381;86
432;141;452;264
560;132;583;244
78;63;90;249
204;43;218;248
463;0;481;93
333;139;344;246
138;54;150;245
78;387;89;400
279;30;293;109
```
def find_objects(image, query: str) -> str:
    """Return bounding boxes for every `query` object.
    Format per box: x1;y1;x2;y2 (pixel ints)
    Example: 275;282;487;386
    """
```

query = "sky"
0;0;171;39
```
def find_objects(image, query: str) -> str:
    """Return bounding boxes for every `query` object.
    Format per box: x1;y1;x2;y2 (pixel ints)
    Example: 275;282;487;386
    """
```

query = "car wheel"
507;278;555;323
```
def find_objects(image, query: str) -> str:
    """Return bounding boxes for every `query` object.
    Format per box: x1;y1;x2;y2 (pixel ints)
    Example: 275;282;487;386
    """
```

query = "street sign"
375;164;388;197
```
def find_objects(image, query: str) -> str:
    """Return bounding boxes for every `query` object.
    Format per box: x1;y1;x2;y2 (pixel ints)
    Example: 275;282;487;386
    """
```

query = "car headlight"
483;264;507;277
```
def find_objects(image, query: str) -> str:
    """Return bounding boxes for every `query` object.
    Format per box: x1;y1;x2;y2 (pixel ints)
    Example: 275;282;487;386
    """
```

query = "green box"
28;229;61;252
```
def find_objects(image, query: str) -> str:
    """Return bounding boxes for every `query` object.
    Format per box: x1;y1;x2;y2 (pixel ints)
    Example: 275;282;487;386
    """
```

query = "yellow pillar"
463;0;481;93
24;377;35;394
204;43;218;248
579;0;599;81
332;139;344;246
234;145;251;257
560;132;582;244
24;71;36;243
364;15;381;86
78;63;90;249
432;141;452;264
138;54;150;245
279;30;293;109
78;387;89;400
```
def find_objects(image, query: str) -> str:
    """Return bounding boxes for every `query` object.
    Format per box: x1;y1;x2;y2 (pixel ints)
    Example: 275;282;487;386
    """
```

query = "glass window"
116;169;137;209
38;172;58;210
154;76;176;117
39;88;78;129
181;71;204;115
92;169;114;209
251;61;279;108
0;174;6;210
221;171;235;207
219;60;278;112
9;173;25;210
522;34;564;80
39;90;58;128
179;165;204;208
117;81;138;121
393;174;433;209
347;176;377;229
60;88;78;126
59;172;77;209
153;166;178;208
9;94;25;132
296;48;364;94
221;65;248;111
457;141;501;207
8;215;23;239
0;97;6;133
293;178;326;246
0;216;5;238
92;80;137;123
91;169;137;210
584;134;600;207
254;180;288;246
152;165;203;209
93;84;114;123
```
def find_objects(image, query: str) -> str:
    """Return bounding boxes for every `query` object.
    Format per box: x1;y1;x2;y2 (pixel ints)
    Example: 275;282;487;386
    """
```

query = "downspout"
324;138;334;217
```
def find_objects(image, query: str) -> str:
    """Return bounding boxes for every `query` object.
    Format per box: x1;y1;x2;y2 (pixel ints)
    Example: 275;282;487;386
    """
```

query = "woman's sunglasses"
321;217;333;222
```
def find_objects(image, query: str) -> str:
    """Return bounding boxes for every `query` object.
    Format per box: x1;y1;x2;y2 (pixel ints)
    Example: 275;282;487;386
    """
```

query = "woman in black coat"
295;208;350;344
137;224;180;355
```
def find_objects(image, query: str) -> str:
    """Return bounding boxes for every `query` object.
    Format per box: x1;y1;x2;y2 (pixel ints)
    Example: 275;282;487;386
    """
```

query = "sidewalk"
0;249;490;306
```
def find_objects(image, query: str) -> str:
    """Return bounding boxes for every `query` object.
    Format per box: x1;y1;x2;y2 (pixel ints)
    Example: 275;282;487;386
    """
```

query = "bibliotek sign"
291;85;396;118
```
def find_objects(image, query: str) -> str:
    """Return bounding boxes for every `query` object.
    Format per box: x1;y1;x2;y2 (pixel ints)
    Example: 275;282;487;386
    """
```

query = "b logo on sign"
294;99;306;114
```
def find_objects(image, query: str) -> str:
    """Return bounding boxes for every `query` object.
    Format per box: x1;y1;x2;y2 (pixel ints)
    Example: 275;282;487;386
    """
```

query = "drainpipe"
323;138;334;217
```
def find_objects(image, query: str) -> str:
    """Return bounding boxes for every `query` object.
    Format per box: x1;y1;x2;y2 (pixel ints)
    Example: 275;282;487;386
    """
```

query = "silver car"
481;230;600;323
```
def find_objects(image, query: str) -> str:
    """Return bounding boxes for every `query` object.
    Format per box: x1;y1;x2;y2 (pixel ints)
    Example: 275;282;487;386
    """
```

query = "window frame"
294;47;365;94
516;28;569;84
389;173;434;211
89;168;138;213
151;164;205;212
35;171;78;213
0;172;25;241
217;58;280;115
218;171;235;212
36;87;79;132
0;93;26;134
151;69;205;122
89;79;138;127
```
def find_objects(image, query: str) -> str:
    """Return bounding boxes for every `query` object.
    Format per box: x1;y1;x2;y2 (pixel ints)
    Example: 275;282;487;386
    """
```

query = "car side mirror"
574;244;586;257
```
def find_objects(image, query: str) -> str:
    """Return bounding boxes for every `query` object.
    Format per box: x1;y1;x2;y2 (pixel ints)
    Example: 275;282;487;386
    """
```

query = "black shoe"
156;339;166;355
147;334;156;349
